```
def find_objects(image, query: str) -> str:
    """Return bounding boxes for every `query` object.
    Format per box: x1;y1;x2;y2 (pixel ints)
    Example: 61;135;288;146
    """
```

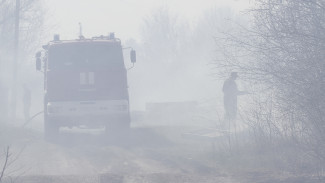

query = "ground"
0;120;322;183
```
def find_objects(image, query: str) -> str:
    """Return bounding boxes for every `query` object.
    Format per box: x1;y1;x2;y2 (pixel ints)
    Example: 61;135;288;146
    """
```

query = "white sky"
45;0;251;41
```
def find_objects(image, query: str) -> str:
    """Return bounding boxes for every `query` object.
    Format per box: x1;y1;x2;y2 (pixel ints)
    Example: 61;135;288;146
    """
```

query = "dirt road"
1;124;240;183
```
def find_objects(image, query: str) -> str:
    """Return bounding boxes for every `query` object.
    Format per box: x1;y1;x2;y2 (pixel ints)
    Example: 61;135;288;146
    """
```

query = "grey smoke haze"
2;0;321;182
41;0;250;111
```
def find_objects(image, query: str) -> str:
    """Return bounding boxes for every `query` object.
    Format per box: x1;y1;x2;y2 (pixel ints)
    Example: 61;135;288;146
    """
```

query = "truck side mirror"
130;50;136;63
36;51;41;71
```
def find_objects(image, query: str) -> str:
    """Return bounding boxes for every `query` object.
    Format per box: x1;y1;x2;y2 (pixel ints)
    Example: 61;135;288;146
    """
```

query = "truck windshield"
48;43;123;69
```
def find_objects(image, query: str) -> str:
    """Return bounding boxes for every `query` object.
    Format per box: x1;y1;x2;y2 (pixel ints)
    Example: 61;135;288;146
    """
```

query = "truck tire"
44;94;59;141
44;115;59;140
105;115;130;134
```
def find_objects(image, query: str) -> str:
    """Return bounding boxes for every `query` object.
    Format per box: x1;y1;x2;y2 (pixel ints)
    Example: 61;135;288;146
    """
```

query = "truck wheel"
119;115;131;131
105;115;130;134
120;115;131;130
44;115;59;141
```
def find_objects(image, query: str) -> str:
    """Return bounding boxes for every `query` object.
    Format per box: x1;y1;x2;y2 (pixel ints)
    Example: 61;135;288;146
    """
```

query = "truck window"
48;43;123;69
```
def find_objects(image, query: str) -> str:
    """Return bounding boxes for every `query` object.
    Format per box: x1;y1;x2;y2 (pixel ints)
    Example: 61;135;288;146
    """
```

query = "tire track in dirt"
3;126;239;182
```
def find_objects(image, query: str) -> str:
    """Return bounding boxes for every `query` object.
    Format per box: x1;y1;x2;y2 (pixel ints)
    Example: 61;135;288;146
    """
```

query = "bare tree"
0;0;45;79
215;0;325;166
0;146;10;182
0;0;45;122
140;7;189;67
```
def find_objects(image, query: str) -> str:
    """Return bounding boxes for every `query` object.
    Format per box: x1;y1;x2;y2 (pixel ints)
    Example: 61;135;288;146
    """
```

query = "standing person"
0;83;9;123
23;84;31;122
222;72;247;120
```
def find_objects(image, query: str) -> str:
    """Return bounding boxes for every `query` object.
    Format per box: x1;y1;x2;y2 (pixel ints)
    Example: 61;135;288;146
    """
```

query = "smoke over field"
0;0;324;182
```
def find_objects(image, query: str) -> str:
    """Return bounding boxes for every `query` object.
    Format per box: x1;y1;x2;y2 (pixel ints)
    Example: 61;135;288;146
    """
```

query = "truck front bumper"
46;100;129;127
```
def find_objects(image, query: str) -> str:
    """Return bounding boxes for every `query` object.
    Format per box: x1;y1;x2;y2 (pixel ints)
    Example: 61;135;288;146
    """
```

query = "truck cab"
36;34;136;139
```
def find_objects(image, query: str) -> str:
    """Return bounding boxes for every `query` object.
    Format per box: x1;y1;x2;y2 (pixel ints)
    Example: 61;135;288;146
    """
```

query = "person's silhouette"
222;72;247;120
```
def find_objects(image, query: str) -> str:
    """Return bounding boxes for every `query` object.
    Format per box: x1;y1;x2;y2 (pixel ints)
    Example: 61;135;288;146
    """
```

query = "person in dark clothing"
0;84;9;123
222;72;247;120
23;84;31;122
